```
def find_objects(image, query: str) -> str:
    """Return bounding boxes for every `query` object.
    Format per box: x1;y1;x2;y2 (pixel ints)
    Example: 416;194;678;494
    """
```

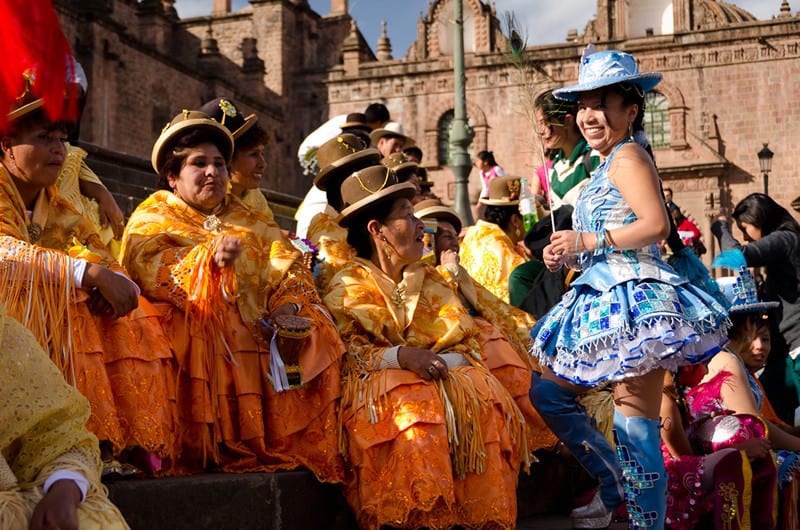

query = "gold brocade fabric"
323;258;528;529
0;164;175;456
0;305;129;529
459;219;527;303
306;208;354;292
57;144;115;249
436;264;559;452
240;188;275;220
120;191;345;480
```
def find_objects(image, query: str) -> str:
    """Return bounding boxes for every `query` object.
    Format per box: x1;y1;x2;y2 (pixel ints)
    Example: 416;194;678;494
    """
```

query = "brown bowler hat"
417;167;433;189
341;112;371;132
338;165;417;227
381;152;418;179
479;176;522;206
151;110;234;172
197;97;256;139
314;134;382;190
414;199;462;234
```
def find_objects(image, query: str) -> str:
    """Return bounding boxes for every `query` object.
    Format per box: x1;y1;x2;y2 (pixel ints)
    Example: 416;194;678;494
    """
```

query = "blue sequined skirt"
531;278;729;386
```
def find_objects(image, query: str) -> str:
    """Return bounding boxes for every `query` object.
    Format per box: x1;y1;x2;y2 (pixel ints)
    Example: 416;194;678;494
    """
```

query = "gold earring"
7;151;17;172
381;235;393;260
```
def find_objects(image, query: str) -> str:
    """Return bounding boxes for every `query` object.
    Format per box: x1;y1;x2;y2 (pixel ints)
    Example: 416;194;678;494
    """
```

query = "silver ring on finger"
433;360;444;369
427;365;437;375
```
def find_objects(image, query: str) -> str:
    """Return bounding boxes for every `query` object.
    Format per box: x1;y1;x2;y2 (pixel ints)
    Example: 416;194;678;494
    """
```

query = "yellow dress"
460;219;527;303
57;144;118;256
437;263;559;452
0;164;175;458
240;187;275;219
120;190;346;480
0;304;128;529
324;258;529;529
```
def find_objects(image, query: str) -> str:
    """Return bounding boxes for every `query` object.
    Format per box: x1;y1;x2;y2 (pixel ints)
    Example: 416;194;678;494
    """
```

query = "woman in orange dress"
323;165;530;529
0;72;174;469
120;111;345;480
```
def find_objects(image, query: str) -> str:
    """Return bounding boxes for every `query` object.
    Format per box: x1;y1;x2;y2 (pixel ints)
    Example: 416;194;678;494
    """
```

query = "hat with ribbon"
553;47;662;102
381;152;418;179
151;110;234;172
414;199;462;234
369;121;415;148
197;97;256;140
337;165;417;227
314;134;381;190
479;176;522;206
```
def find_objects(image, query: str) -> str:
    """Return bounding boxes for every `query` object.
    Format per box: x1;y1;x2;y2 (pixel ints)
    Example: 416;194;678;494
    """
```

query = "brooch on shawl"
27;222;42;243
203;215;223;232
390;283;406;307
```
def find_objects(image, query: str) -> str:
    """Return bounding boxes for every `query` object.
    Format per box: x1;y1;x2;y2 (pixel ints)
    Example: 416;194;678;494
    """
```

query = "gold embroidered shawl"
459;219;527;303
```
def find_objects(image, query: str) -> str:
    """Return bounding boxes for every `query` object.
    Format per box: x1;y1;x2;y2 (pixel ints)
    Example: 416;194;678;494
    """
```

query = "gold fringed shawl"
0;164;115;381
324;258;530;474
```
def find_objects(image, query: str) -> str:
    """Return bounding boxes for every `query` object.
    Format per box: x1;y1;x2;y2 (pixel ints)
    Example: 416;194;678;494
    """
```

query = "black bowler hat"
198;97;256;139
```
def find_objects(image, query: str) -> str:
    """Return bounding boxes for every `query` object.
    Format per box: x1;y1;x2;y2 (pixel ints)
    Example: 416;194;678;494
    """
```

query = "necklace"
390;283;406;307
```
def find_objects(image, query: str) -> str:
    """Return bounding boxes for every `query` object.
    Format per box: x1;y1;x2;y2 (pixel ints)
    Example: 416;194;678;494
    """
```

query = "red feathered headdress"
0;0;78;131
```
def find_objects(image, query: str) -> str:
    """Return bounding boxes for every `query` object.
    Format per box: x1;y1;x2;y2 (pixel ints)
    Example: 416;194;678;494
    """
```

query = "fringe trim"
0;243;77;383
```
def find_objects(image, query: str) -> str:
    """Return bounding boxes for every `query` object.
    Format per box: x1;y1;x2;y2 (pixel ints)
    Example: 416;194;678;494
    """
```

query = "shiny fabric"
0;304;129;529
120;190;345;481
666;369;778;529
306;208;354;291
239;187;275;219
532;140;729;385
0;163;174;456
460;219;527;303
437;263;558;452
57;144;115;249
324;258;528;529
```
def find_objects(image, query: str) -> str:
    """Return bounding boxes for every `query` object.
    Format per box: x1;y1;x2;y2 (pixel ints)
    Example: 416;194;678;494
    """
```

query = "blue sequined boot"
613;410;667;529
530;373;624;528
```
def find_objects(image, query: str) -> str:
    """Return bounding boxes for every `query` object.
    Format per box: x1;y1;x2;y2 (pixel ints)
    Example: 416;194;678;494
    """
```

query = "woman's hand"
83;264;139;318
398;346;449;380
213;235;242;268
80;179;126;239
440;249;459;268
29;479;81;530
735;437;771;460
542;243;563;272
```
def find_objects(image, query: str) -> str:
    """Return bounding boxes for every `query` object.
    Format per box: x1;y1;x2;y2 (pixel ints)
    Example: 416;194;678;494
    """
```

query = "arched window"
437;110;474;166
437;110;454;166
644;92;670;149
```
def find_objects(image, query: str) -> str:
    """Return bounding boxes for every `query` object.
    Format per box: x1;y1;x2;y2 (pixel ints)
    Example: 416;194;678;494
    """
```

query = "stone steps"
106;450;589;529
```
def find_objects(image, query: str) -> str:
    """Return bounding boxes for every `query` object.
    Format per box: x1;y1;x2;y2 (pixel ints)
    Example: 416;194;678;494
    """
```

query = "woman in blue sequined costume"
528;48;729;530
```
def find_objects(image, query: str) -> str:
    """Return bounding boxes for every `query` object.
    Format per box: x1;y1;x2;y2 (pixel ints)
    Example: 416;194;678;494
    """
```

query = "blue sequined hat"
716;266;779;314
553;49;662;102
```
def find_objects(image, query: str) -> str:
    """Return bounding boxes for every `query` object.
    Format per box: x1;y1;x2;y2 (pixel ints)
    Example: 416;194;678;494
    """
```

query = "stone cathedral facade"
55;0;800;241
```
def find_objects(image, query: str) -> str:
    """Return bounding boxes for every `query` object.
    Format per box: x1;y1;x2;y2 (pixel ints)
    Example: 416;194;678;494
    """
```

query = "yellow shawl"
459;219;527;303
121;190;317;333
0;305;128;529
0;163;118;376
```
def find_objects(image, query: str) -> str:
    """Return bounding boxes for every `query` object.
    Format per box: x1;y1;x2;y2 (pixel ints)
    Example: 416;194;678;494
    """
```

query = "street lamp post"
757;143;774;196
449;0;475;226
